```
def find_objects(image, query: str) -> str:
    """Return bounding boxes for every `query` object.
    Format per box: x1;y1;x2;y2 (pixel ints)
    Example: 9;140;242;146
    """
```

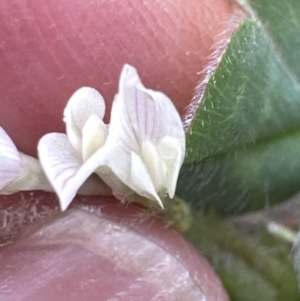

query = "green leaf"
247;0;300;81
177;1;300;215
185;211;300;301
198;243;278;301
179;131;300;214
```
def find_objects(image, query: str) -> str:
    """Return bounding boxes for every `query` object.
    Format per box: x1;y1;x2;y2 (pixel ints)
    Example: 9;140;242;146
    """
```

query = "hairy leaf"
178;1;300;215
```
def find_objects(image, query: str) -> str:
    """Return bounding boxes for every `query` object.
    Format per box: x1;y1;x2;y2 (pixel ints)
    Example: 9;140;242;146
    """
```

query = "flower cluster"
0;65;186;211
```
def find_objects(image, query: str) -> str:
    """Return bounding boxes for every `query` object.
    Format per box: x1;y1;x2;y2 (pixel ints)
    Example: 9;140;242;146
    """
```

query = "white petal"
119;65;160;142
79;65;185;207
130;151;164;208
106;65;185;200
81;114;107;161
90;65;186;205
140;140;166;192
109;89;139;154
0;127;22;190
92;140;133;194
91;141;163;208
38;133;104;211
144;88;186;143
119;64;185;144
2;153;53;194
90;93;142;197
63;87;105;152
157;136;185;198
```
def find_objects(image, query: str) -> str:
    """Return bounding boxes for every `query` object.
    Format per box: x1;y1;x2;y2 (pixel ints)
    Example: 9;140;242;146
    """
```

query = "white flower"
38;87;112;210
38;64;186;211
0;127;52;194
93;65;186;208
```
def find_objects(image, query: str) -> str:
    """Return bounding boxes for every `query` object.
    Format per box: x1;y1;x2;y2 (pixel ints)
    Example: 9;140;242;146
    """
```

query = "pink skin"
0;0;238;157
0;197;229;301
0;0;243;299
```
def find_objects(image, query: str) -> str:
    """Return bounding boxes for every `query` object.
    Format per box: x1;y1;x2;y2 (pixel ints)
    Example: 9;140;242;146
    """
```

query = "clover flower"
0;64;186;211
38;87;112;210
92;65;186;208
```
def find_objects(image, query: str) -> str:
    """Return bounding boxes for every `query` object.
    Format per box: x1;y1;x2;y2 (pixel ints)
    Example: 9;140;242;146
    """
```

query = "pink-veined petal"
116;65;185;200
2;153;53;194
74;65;185;207
38;133;108;211
0;127;22;190
90;65;186;205
118;65;160;143
143;87;186;144
89;93;141;198
63;87;106;152
109;90;139;154
119;65;185;146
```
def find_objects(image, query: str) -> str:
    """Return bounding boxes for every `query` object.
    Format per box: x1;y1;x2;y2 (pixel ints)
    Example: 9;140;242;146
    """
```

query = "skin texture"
0;197;230;301
0;0;237;157
0;0;243;299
